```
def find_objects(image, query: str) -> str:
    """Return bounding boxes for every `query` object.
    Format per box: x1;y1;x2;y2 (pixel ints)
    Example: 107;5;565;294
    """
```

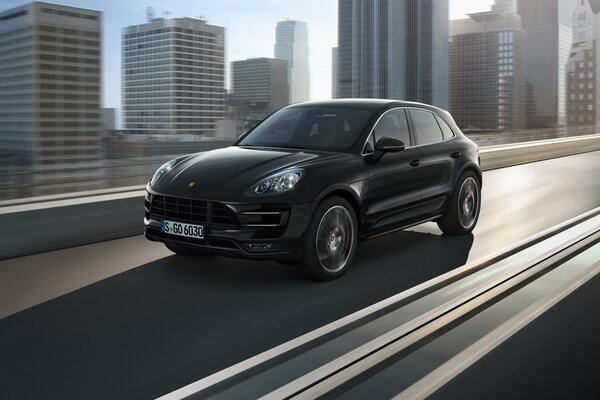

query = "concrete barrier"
1;136;599;260
479;134;600;171
0;191;145;260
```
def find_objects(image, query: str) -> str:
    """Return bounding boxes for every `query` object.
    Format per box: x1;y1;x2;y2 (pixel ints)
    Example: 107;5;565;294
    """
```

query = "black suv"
144;99;481;280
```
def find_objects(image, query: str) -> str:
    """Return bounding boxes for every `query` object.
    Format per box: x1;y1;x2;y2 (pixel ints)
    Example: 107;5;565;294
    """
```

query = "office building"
566;0;600;126
101;108;116;132
274;19;310;103
517;0;573;127
0;2;102;196
332;47;338;99
231;57;289;124
122;17;225;136
337;0;449;109
493;0;517;13
449;3;526;130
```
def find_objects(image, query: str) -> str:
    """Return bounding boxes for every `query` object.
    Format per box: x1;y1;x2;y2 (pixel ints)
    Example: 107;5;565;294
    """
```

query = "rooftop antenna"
146;6;154;22
163;10;171;18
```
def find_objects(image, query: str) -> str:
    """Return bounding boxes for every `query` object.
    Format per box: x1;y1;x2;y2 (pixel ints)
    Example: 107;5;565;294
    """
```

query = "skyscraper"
450;5;526;131
231;58;289;123
337;0;449;109
0;2;102;196
493;0;517;13
122;17;225;136
566;0;600;127
517;0;573;128
332;47;339;99
274;20;310;103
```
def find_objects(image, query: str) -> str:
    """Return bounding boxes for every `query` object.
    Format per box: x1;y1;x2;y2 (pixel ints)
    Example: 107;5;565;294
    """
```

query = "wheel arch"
458;162;483;187
316;186;364;226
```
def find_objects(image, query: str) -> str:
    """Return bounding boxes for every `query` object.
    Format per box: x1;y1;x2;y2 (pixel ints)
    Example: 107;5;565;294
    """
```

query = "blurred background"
0;0;596;200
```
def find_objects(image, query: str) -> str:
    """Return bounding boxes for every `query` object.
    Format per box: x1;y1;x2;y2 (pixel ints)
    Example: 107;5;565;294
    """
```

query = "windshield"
238;106;373;152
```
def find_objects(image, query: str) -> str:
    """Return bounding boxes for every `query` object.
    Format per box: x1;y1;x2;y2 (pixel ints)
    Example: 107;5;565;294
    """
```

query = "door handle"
409;159;422;167
450;152;462;159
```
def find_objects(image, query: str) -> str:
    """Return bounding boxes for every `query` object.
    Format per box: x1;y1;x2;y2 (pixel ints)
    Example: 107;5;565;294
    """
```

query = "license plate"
161;220;204;239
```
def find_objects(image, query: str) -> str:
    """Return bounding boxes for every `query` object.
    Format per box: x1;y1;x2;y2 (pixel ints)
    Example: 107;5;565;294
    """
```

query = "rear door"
407;108;460;203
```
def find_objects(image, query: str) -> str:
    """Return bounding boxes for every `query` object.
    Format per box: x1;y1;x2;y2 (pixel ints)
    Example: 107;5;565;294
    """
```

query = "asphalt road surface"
431;271;600;400
0;152;599;400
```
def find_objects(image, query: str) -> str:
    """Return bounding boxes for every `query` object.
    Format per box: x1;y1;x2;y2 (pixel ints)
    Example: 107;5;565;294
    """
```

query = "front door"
365;108;423;230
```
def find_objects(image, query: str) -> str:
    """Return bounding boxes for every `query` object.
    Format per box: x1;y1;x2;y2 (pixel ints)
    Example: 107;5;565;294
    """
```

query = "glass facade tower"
337;0;448;109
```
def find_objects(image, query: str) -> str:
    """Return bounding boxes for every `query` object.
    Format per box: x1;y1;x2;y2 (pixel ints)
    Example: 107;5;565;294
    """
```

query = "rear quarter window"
435;114;455;140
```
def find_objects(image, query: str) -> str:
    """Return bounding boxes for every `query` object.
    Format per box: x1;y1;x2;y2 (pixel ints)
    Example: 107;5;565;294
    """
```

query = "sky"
0;0;494;123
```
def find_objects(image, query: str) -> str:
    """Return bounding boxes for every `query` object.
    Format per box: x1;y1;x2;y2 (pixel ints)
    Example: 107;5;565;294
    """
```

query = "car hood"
152;146;345;200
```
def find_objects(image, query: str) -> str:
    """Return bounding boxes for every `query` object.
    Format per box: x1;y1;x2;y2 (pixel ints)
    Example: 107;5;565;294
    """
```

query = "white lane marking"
395;258;600;400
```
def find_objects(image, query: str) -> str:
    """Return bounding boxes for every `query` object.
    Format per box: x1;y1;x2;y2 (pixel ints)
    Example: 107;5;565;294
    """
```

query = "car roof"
286;98;449;115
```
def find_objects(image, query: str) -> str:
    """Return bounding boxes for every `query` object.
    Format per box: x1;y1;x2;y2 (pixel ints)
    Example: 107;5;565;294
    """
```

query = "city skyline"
0;0;496;124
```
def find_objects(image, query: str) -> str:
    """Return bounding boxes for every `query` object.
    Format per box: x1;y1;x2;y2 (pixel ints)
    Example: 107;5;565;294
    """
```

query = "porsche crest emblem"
188;181;196;188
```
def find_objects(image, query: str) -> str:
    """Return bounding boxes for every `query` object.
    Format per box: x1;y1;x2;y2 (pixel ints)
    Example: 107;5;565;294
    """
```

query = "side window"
409;109;444;146
373;108;411;146
435;114;455;140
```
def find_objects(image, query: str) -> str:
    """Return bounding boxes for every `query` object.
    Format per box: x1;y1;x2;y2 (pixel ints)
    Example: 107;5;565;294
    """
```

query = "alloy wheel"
315;205;354;273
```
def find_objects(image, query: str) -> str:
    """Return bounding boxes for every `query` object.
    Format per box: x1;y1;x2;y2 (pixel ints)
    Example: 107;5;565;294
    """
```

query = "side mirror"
375;137;405;153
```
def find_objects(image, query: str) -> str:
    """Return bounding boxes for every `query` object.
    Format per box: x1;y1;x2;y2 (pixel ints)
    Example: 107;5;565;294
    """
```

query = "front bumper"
143;189;314;260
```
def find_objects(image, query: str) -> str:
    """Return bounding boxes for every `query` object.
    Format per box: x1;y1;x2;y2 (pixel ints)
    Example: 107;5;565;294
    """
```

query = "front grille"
150;195;237;229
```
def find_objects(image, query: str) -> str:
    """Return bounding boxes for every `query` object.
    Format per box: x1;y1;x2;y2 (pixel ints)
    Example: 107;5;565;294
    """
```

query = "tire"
165;243;209;257
300;196;358;281
437;171;481;235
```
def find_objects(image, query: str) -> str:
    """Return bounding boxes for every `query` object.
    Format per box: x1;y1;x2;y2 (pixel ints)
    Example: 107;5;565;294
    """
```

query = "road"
431;271;600;400
0;151;599;399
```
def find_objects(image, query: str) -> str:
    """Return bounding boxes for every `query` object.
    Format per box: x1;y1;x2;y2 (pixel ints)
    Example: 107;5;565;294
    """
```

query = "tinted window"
238;106;373;152
373;108;411;146
435;114;455;140
409;109;444;146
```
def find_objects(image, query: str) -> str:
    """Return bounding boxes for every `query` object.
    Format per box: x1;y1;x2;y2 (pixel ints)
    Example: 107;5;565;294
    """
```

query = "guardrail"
478;134;600;170
1;135;599;260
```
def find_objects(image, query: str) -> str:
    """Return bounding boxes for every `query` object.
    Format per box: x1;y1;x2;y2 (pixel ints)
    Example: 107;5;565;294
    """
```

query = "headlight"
252;169;304;194
150;159;177;186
